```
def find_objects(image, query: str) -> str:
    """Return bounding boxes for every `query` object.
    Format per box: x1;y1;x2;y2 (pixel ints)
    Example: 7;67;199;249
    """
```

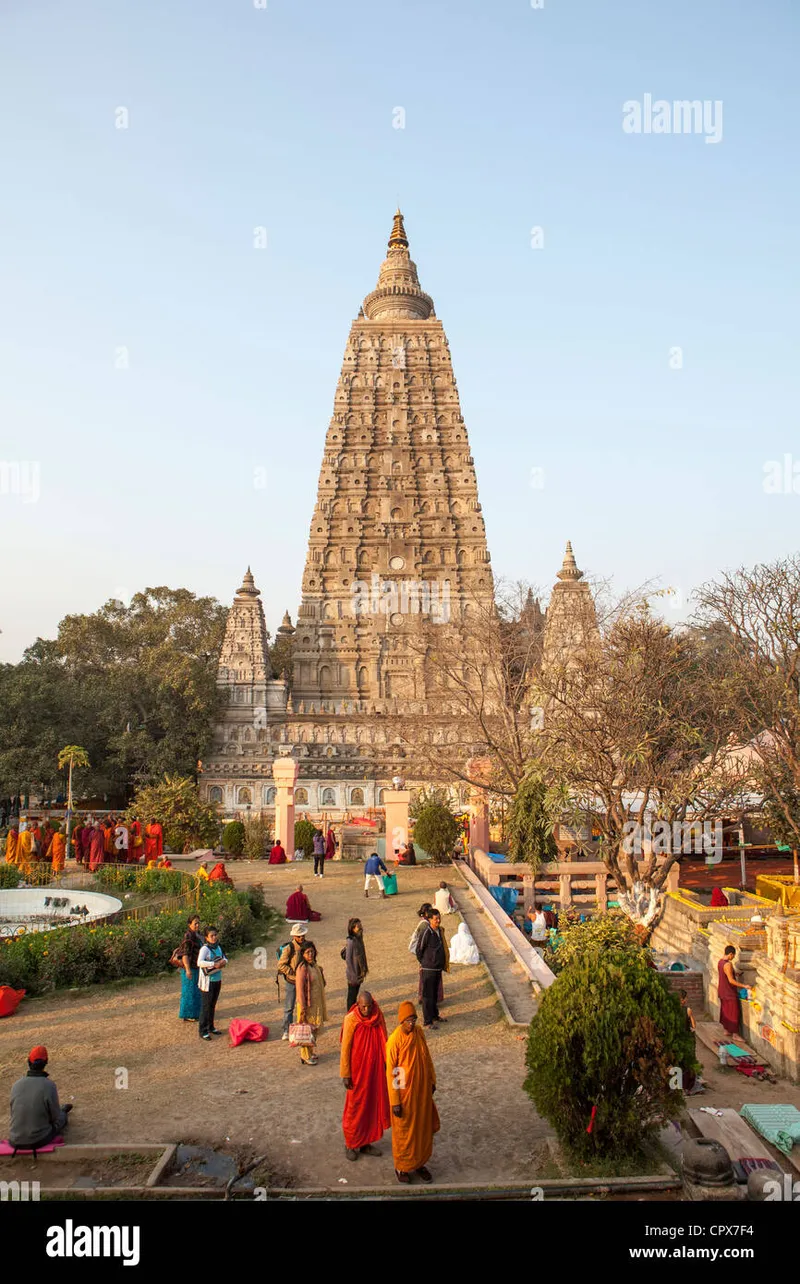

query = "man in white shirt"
527;906;549;951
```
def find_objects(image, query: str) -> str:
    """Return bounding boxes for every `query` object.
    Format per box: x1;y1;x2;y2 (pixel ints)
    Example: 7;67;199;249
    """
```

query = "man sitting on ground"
434;882;456;915
9;1046;72;1151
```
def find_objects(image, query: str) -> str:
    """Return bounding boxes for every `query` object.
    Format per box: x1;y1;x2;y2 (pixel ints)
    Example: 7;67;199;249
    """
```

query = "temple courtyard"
2;860;800;1190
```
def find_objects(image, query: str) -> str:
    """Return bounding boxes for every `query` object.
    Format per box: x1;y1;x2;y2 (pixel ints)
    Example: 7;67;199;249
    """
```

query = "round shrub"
222;821;245;856
294;819;316;858
524;948;696;1159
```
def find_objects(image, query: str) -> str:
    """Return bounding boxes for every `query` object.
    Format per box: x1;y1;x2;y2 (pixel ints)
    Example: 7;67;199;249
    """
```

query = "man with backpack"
277;923;308;1041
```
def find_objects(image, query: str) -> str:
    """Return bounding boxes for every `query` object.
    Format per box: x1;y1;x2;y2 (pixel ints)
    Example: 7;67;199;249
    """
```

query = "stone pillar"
466;755;491;853
384;790;411;858
595;871;608;912
272;756;298;860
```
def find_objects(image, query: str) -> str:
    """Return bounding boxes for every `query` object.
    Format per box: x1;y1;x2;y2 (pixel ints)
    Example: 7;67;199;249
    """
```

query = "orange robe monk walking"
144;821;163;861
385;1000;439;1183
50;830;66;875
5;825;19;865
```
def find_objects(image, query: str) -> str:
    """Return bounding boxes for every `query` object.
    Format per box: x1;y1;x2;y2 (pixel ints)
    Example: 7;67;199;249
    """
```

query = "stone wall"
652;889;800;1082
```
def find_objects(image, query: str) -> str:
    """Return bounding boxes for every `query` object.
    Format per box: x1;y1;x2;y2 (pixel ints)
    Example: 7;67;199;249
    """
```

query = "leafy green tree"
507;768;559;872
125;776;220;854
0;589;227;800
294;819;316;858
547;911;644;973
524;947;696;1159
223;821;245;855
412;800;459;863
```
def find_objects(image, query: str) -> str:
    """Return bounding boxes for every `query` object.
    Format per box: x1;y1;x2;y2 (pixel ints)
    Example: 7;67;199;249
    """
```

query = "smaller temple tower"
541;541;599;669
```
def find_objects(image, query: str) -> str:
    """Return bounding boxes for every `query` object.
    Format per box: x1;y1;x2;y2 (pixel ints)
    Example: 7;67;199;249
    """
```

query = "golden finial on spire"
388;209;408;250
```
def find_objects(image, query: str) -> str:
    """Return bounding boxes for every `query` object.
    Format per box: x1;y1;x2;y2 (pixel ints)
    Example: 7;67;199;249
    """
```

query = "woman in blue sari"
179;914;204;1021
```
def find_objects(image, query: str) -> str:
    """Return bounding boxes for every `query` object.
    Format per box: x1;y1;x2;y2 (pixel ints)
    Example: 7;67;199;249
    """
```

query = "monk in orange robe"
4;823;19;865
340;991;390;1160
103;820;116;858
50;829;66;874
385;1000;439;1183
15;828;34;877
41;822;55;863
129;818;144;863
144;820;163;861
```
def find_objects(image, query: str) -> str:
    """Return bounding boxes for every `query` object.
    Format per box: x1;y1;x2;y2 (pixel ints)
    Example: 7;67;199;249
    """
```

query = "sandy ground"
0;861;548;1188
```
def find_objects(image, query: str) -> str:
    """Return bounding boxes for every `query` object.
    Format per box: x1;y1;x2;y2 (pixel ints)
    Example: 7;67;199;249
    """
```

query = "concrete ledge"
458;862;555;989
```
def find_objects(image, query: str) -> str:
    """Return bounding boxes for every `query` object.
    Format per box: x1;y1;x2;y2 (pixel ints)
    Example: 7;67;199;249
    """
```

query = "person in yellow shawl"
295;941;327;1066
385;1000;439;1184
50;824;66;875
4;822;19;865
15;824;34;877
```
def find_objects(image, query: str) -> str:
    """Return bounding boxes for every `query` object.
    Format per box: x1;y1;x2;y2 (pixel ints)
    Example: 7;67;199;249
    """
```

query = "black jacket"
416;924;446;971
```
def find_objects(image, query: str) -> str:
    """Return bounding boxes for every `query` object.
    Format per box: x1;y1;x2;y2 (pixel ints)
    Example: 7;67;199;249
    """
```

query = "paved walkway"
449;871;537;1025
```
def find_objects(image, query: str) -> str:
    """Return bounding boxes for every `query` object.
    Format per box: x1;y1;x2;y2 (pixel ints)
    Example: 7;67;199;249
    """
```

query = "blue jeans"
282;980;296;1035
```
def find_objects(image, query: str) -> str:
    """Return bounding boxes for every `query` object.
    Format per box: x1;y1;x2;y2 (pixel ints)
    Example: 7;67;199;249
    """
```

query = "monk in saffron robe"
385;1000;439;1183
208;861;233;885
145;820;163;861
129;818;144;863
88;822;106;872
103;820;116;858
15;828;34;877
340;990;390;1160
50;829;66;875
286;884;321;922
4;824;19;865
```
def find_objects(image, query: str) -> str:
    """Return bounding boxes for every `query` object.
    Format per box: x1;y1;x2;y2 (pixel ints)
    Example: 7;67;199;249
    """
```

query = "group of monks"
3;816;168;877
4;819;67;876
340;992;439;1182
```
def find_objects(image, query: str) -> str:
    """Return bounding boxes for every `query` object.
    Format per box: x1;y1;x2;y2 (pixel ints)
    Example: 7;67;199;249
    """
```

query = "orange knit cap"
29;1045;48;1063
398;1001;416;1023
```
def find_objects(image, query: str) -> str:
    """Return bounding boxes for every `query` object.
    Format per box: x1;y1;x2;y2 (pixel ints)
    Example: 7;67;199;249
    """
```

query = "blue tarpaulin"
489;885;520;915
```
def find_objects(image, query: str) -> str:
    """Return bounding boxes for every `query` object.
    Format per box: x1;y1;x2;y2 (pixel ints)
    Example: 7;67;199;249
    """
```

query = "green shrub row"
0;880;275;995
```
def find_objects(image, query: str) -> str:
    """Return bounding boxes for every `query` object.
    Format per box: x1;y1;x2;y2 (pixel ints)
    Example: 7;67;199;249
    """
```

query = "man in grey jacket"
9;1046;72;1150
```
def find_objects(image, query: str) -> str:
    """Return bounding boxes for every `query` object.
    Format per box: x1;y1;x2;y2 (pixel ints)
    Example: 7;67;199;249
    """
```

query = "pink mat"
0;1137;64;1154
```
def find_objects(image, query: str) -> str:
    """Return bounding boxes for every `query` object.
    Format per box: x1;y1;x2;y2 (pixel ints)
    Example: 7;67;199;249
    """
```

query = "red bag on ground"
0;987;25;1018
228;1019;269;1047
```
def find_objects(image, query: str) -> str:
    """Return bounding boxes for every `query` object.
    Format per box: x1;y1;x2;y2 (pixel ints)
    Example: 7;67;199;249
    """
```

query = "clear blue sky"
1;0;797;660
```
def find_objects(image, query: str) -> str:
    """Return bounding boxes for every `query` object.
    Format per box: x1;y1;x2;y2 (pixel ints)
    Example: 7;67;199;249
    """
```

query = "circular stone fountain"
0;888;123;938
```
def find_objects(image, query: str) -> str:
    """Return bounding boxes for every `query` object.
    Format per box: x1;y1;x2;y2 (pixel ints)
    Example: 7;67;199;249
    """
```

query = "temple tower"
541;541;600;669
291;210;493;707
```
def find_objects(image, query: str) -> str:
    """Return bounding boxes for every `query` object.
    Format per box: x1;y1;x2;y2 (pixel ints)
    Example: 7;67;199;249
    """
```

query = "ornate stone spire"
362;209;434;321
542;541;599;669
219;567;271;682
276;610;295;637
294;210;492;708
557;540;582;582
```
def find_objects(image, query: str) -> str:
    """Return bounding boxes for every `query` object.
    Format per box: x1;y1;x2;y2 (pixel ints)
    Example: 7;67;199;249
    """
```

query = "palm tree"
57;746;90;865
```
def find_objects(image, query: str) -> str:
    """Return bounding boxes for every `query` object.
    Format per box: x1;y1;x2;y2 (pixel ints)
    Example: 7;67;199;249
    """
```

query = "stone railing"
468;847;678;914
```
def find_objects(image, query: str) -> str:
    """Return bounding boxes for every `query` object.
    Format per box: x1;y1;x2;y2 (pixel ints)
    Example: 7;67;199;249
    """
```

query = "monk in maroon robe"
88;822;106;872
718;945;748;1035
286;885;321;922
339;991;391;1161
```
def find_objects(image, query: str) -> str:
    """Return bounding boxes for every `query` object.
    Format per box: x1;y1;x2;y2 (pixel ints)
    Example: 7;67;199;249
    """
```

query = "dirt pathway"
0;861;549;1188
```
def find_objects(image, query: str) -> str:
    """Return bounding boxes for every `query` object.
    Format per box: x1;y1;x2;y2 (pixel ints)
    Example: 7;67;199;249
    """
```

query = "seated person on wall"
9;1046;72;1150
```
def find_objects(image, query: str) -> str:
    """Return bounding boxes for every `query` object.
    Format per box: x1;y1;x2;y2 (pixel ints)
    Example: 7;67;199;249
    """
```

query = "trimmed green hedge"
0;880;276;995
